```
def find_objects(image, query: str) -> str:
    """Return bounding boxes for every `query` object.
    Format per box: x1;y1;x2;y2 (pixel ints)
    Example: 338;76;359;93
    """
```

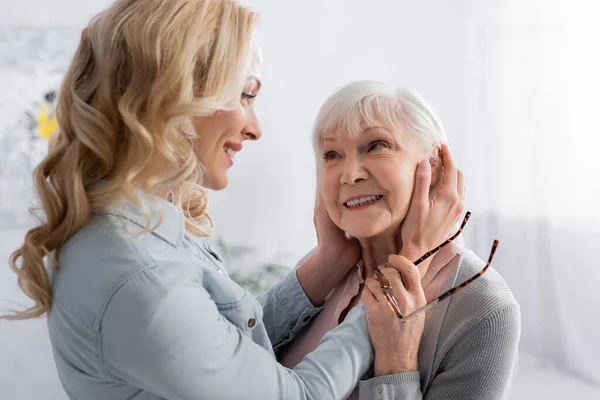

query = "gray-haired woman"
280;81;521;399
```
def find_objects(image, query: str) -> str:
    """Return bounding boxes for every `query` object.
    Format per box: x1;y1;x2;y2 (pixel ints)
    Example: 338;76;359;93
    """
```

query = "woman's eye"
241;92;256;105
323;151;339;161
367;140;389;152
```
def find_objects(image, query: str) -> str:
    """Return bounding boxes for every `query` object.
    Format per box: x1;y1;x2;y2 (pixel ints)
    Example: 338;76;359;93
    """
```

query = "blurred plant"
210;238;290;296
34;90;58;141
0;28;77;227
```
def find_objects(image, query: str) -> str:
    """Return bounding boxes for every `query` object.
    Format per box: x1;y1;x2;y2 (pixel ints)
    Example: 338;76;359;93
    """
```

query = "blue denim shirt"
47;192;374;399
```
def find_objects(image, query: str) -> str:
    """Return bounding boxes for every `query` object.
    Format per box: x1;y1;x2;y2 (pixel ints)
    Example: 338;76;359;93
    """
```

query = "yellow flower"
36;103;58;141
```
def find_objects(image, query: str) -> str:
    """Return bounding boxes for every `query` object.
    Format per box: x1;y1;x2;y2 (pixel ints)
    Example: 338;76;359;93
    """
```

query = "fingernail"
420;160;429;169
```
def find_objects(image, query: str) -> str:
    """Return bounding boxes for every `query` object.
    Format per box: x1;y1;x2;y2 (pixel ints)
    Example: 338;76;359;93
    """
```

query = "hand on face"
320;126;464;255
358;145;464;377
313;189;361;271
320;126;421;239
397;144;465;265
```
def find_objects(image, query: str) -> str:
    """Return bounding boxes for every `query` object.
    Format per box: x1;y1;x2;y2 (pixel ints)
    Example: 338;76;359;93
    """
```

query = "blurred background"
1;0;599;399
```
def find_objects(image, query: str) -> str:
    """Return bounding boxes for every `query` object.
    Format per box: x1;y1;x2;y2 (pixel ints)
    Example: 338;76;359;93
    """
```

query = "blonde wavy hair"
3;0;260;320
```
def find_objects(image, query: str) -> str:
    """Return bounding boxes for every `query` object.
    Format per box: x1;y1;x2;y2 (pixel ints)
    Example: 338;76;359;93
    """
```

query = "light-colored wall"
0;3;471;398
1;0;473;259
2;1;598;398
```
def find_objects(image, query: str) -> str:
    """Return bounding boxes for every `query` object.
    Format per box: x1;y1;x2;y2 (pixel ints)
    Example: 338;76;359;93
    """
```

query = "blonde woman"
279;81;521;399
2;1;464;399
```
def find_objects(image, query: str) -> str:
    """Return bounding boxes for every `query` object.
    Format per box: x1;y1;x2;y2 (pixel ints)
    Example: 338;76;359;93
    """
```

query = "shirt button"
247;317;256;328
378;385;383;394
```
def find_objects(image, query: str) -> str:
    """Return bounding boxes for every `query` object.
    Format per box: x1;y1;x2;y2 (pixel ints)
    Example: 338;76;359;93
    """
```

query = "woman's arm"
257;248;325;350
295;188;362;306
359;255;427;400
258;247;362;353
258;186;362;349
358;303;520;400
101;265;374;400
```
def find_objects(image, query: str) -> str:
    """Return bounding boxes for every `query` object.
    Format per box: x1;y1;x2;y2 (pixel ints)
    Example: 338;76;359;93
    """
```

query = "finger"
439;145;458;201
314;189;326;219
398;160;431;252
455;169;465;220
457;169;465;201
361;284;379;309
364;277;389;305
314;189;342;233
380;266;409;296
367;275;403;317
313;191;322;225
387;254;423;294
410;159;431;212
379;267;412;317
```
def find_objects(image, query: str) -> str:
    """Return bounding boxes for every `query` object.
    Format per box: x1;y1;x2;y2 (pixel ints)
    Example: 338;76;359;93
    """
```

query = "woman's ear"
428;146;443;200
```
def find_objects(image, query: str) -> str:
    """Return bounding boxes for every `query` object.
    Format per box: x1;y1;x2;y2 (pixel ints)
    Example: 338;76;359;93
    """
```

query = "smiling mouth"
343;195;384;208
224;145;237;159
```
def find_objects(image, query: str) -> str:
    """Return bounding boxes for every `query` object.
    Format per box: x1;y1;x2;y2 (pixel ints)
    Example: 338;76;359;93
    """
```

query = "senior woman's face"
320;123;428;239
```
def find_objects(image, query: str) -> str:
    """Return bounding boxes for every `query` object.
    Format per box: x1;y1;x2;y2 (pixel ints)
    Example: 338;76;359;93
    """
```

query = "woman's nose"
340;159;368;184
242;108;262;141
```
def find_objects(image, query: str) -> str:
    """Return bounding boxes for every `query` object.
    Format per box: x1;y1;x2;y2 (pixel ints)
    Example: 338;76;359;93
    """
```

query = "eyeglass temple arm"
399;239;499;322
413;211;472;266
374;211;471;277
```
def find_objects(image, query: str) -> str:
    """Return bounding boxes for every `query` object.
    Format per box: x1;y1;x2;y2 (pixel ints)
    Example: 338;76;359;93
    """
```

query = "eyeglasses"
375;211;499;322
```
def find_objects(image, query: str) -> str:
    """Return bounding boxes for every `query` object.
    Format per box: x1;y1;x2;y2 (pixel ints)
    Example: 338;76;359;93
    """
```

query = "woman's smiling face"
319;121;429;239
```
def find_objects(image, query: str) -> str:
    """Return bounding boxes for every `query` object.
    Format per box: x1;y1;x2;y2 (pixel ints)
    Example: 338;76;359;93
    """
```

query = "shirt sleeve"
100;265;373;400
258;247;324;351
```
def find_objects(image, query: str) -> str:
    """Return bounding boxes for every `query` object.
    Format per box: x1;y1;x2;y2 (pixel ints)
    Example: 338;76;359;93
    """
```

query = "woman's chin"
202;173;228;190
342;218;403;241
344;225;387;240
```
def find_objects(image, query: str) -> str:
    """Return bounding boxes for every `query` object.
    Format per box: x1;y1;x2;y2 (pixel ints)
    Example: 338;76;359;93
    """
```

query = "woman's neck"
358;226;403;279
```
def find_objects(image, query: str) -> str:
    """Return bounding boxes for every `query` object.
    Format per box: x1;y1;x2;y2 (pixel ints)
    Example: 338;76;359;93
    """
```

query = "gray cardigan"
357;249;521;399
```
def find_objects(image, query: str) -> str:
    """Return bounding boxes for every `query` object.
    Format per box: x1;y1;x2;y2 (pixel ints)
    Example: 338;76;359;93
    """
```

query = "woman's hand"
362;255;427;375
313;190;361;269
399;144;465;265
296;191;361;306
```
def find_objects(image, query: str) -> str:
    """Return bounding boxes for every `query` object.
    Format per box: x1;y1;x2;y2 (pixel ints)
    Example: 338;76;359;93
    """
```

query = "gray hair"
312;81;448;161
312;81;462;241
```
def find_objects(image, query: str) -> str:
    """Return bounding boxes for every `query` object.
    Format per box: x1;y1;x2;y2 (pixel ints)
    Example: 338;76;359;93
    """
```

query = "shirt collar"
97;186;186;247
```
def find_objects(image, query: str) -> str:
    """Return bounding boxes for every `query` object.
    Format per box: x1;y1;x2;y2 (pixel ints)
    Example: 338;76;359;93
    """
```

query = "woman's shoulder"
436;249;520;333
456;249;518;308
420;249;520;368
420;250;521;395
51;213;204;327
56;213;169;284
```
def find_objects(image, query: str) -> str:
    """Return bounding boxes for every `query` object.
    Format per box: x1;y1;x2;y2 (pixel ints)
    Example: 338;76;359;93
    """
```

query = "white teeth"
345;195;383;208
224;146;236;159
